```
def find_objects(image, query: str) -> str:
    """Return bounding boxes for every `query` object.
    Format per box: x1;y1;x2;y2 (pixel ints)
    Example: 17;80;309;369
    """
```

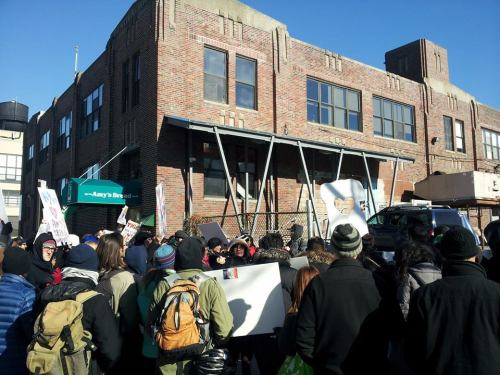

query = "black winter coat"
295;258;393;375
39;277;121;375
406;260;500;375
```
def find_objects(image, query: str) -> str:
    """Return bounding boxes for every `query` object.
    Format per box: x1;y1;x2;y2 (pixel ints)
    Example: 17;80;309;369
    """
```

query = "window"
3;190;20;207
203;142;226;197
82;162;100;180
132;52;140;106
236;56;256;109
373;97;415;142
57;112;72;152
0;154;22;182
56;177;69;198
81;84;104;138
444;116;466;153
307;78;361;131
39;130;50;164
122;60;129;113
483;128;500;160
237;147;257;199
204;47;227;103
26;144;34;172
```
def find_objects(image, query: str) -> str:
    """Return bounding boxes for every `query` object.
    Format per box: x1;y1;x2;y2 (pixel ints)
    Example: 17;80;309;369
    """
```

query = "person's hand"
216;256;226;265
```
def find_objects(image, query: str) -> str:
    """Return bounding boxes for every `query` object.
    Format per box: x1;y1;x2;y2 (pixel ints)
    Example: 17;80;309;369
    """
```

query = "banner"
320;179;368;237
117;205;128;225
205;263;285;336
155;183;167;238
0;189;9;223
121;220;141;245
37;187;71;246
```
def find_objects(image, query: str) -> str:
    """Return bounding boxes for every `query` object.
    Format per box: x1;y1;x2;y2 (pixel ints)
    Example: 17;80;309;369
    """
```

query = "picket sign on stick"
121;220;141;245
37;187;71;246
117;205;128;225
156;183;167;238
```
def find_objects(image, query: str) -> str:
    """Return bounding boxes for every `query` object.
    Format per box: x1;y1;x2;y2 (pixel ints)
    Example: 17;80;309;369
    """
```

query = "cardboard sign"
290;256;309;271
205;263;285;336
320;179;368;237
117;205;128;225
197;222;229;246
37;187;71;246
156;183;167;238
121;220;141;245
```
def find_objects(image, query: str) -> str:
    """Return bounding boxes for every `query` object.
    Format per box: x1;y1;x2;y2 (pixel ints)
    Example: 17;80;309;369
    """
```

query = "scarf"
62;267;99;285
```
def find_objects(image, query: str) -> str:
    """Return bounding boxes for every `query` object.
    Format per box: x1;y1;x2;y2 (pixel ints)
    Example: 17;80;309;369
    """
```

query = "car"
367;204;480;261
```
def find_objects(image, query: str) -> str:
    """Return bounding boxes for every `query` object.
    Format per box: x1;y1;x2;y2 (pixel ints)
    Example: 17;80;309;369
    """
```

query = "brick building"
21;0;500;239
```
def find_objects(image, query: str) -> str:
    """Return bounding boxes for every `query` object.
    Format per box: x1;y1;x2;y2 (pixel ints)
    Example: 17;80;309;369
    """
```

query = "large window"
236;147;257;199
0;154;22;182
82;162;100;180
26;144;34;172
307;78;361;131
373;97;415;142
204;47;227;103
483;128;500;160
132;52;140;107
203;142;226;197
122;60;129;113
56;176;69;198
39;130;50;164
3;190;20;206
57;112;72;152
81;84;104;138
236;56;256;109
444;116;465;153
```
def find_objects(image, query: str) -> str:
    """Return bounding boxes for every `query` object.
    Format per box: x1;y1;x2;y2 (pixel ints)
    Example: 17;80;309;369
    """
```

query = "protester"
238;232;257;257
150;237;233;374
302;236;336;273
137;244;176;373
259;232;284;251
225;238;250;267
296;223;393;374
0;247;36;374
406;226;500;374
125;242;148;281
207;237;228;270
37;244;121;375
0;220;13;247
82;234;99;250
26;233;57;290
482;219;500;282
9;236;27;250
286;224;307;257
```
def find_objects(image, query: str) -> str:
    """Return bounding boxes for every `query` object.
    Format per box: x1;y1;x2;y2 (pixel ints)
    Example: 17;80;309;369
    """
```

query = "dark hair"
258;233;284;250
96;232;125;272
408;222;430;243
306;237;325;252
395;241;439;284
207;237;222;250
289;266;319;313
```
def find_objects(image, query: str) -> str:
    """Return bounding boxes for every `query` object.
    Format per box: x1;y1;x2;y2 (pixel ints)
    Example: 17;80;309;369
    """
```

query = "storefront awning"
62;178;142;206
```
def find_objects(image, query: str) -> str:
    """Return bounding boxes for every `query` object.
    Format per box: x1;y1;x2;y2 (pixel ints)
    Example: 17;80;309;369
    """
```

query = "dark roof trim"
166;116;414;163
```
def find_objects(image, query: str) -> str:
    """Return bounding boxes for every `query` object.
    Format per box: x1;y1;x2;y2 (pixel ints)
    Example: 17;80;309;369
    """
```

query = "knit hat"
440;227;479;260
331;224;362;258
64;244;99;271
82;234;98;244
175;230;189;240
154;244;176;270
42;239;57;249
2;246;31;275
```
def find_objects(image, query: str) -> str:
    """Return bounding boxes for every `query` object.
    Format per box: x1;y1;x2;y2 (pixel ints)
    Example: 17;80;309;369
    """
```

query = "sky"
1;0;499;118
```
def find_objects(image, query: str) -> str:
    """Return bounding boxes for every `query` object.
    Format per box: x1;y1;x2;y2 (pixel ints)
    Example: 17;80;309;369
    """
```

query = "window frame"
57;112;72;153
203;142;227;198
235;55;257;110
482;128;500;161
3;190;21;207
82;162;101;180
372;96;415;142
39;130;51;164
443;115;454;151
203;46;228;104
455;119;465;153
132;52;140;107
0;154;23;182
81;84;104;138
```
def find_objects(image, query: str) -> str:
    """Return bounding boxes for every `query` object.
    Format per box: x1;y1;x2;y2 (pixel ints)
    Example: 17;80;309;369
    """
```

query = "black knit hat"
331;224;362;258
440;227;479;260
2;246;31;275
64;244;99;271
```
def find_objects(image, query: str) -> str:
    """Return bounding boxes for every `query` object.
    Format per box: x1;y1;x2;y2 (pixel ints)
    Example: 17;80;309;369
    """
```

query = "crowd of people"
1;218;500;375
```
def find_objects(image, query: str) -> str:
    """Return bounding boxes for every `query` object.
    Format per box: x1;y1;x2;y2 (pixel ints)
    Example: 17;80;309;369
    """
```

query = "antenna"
74;45;79;77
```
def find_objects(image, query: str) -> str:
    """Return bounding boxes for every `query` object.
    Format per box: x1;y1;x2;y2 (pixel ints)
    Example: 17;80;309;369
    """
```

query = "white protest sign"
156;183;167;238
117;205;128;225
320;179;368;237
290;256;309;271
197;222;229;246
37;187;71;246
121;220;141;245
0;189;9;223
205;262;285;336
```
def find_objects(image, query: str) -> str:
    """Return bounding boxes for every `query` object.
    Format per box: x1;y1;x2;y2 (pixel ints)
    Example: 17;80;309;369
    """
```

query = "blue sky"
1;0;498;118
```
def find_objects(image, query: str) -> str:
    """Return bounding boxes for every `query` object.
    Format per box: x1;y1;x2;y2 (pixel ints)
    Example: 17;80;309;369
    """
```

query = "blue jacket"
0;273;36;375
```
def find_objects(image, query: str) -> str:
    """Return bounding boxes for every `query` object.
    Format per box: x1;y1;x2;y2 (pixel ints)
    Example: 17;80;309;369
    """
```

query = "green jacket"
148;269;233;375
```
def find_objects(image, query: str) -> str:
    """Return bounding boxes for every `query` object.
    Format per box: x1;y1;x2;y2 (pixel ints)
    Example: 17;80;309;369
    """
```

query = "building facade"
21;0;500;239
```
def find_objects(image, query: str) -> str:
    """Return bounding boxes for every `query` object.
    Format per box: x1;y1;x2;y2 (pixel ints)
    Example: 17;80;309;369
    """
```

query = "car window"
407;213;431;226
368;213;385;225
434;211;462;227
387;213;405;227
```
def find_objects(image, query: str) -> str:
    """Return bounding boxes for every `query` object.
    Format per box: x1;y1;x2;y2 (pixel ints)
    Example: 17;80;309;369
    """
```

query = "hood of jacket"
306;250;336;266
254;248;291;266
290;224;304;240
124;245;147;275
174;237;203;271
33;232;55;261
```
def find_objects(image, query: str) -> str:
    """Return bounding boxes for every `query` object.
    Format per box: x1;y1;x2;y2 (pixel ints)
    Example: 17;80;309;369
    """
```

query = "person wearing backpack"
149;237;233;374
30;244;121;375
0;247;36;375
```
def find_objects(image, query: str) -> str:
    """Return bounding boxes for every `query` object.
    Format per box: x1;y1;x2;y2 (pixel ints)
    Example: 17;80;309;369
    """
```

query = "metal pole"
306;199;313;239
188;130;193;217
79;145;128;184
389;157;400;207
214;127;242;231
251;136;275;236
362;152;377;217
298;141;322;236
336;149;344;180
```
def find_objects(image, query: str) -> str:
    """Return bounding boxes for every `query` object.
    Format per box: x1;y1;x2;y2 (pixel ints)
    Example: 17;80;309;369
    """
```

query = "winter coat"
481;254;500;283
303;250;336;274
397;262;442;319
295;257;393;374
0;274;36;375
286;224;307;257
27;233;55;290
278;313;298;356
39;277;121;375
406;260;500;375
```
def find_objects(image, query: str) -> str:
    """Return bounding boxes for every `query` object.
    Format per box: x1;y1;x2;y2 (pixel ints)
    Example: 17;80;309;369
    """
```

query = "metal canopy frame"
168;117;414;236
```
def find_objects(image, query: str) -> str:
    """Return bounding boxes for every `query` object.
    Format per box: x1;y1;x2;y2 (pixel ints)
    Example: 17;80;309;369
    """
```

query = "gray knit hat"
331;224;362;258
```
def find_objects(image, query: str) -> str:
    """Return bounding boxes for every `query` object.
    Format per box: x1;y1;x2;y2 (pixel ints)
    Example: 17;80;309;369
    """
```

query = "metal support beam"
336;148;344;180
362;152;377;217
214;127;242;232
251;136;275;236
298;141;322;236
389;157;399;207
188;130;193;217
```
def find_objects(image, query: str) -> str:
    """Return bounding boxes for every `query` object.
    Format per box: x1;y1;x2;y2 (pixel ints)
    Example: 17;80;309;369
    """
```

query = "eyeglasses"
43;246;56;251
